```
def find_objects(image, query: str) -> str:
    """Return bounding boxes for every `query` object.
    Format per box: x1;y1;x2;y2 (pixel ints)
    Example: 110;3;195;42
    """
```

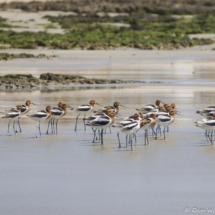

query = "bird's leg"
205;130;209;142
131;135;134;151
98;129;101;140
7;120;10;134
144;130;146;145
101;129;104;145
92;128;97;143
56;119;58;134
75;114;80;131
163;126;166;140
83;114;86;131
17;117;22;132
146;129;149;145
152;127;156;136
36;122;39;138
39;121;41;136
159;125;161;137
126;135;128;147
134;134;137;143
117;133;121;148
109;127;111;134
13;121;16;135
155;126;158;140
167;125;169;132
46;119;51;134
52;119;55;133
211;131;213;145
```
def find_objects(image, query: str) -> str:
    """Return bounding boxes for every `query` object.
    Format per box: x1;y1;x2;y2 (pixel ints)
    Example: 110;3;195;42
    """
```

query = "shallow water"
0;85;215;215
1;50;215;215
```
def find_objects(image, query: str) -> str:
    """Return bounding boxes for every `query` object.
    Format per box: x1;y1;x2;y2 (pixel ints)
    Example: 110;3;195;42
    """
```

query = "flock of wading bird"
1;99;178;151
196;105;215;145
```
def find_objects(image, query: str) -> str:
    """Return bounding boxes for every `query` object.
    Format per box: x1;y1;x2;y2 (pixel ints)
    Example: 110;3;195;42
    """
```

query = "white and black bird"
27;105;52;137
155;110;175;140
72;100;102;131
86;109;115;144
2;104;22;135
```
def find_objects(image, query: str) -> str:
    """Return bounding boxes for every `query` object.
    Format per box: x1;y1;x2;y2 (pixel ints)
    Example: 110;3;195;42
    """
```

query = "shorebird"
51;103;67;134
97;101;125;114
117;119;147;151
196;117;215;145
86;107;113;142
27;105;52;137
155;110;175;140
46;101;64;134
73;100;101;131
141;113;157;145
114;113;141;146
16;99;37;132
95;101;126;134
136;99;162;114
2;104;22;135
196;106;215;116
86;109;115;145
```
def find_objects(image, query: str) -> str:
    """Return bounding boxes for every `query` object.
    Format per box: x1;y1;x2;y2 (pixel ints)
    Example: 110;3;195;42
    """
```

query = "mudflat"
0;48;215;215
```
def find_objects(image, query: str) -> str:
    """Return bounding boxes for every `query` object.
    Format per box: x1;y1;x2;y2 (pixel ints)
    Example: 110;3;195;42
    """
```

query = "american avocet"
114;113;140;146
46;101;64;134
86;107;113;142
16;100;37;132
196;106;215;115
136;99;161;113
51;103;67;134
27;105;52;137
86;109;115;145
73;100;101;131
2;104;22;134
155;110;175;140
117;119;147;151
97;101;125;114
141;113;156;145
196;117;215;145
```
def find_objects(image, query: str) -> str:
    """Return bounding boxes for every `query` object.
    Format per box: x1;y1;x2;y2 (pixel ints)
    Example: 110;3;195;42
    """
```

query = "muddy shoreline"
0;73;160;91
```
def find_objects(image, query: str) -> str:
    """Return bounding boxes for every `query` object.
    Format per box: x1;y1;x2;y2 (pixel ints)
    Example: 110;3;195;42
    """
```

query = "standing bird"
117;119;147;151
86;109;115;145
95;101;125;133
27;105;52;137
86;107;113;142
51;103;67;134
113;113;141;146
97;101;126;115
2;105;22;135
46;101;64;134
141;113;157;145
155;110;175;140
73;100;101;131
16;99;37;132
136;99;162;114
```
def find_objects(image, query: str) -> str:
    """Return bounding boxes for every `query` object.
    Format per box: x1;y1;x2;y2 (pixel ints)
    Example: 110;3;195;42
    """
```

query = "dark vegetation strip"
1;0;215;14
1;13;215;50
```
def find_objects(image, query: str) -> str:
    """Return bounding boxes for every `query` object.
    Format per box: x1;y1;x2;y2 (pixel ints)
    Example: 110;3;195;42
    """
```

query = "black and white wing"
122;121;138;130
31;110;48;118
3;109;19;118
157;115;171;122
51;107;63;116
75;104;91;112
86;115;110;126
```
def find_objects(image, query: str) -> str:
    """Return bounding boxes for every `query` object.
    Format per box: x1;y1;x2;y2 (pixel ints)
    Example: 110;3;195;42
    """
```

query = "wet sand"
1;50;215;215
